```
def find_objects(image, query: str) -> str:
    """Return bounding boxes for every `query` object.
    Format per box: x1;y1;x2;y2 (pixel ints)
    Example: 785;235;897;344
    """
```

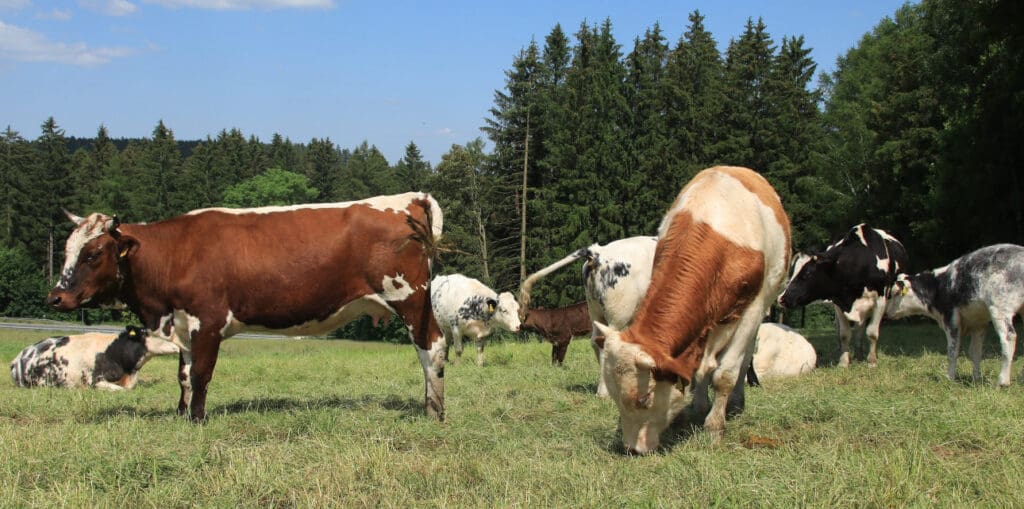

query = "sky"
1;0;912;166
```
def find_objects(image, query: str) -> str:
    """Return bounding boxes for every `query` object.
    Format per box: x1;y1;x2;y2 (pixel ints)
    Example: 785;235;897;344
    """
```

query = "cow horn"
63;209;84;225
105;215;122;238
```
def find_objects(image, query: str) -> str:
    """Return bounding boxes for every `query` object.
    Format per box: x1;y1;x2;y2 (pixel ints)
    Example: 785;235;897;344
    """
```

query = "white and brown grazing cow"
46;192;447;422
595;166;791;454
10;326;179;389
750;323;816;380
430;274;521;367
886;244;1024;386
520;236;659;395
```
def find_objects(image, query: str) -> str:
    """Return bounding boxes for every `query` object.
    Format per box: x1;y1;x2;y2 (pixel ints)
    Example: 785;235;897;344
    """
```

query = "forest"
0;0;1021;338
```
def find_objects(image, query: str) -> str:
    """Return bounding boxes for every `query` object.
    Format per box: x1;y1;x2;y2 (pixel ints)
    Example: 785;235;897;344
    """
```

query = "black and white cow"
10;325;179;389
431;274;521;367
778;224;909;367
886;244;1024;386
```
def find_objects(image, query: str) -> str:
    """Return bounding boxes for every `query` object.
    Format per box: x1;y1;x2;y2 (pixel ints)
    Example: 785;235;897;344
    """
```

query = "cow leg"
475;337;485;367
552;338;569;366
414;338;446;421
943;324;962;382
451;330;464;364
713;309;761;432
835;308;853;368
991;312;1017;387
968;329;985;383
177;351;193;416
591;334;609;397
864;297;886;368
187;330;224;423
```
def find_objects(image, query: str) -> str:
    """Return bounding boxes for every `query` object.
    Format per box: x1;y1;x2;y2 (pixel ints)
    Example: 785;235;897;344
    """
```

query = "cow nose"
46;294;62;307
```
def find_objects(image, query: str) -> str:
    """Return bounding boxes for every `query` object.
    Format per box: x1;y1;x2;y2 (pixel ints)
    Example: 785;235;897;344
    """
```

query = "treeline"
1;1;1021;336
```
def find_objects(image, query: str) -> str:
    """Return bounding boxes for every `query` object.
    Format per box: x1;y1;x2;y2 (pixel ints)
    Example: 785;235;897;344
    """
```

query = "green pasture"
2;322;1023;508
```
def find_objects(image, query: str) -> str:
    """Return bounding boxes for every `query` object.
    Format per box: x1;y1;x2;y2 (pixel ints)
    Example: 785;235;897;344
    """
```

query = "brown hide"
522;302;591;365
49;195;444;422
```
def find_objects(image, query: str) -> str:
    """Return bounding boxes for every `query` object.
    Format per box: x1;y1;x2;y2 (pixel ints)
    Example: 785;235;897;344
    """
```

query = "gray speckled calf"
887;244;1024;386
430;274;521;366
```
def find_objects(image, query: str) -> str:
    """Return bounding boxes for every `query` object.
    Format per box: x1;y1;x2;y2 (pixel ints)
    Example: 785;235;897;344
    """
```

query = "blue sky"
1;0;911;165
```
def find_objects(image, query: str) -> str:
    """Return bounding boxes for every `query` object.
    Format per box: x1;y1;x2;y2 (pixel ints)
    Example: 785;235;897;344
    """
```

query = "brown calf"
521;302;592;366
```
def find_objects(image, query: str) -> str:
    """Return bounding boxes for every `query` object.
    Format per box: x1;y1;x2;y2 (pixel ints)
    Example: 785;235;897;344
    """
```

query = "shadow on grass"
566;382;598;394
90;393;427;422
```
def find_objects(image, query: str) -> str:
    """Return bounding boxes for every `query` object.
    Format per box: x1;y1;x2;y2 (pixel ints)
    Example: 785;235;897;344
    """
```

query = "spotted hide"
595;166;791;454
10;326;179;389
47;192;446;422
887;244;1024;386
778;224;909;367
430;273;520;367
519;236;658;395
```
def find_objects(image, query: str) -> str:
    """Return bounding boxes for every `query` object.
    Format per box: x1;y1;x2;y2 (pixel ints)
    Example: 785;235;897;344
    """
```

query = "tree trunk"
519;111;530;285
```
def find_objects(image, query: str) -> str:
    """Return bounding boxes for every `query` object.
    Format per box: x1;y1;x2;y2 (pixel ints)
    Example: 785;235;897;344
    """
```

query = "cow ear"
486;298;497;315
117;235;140;259
593;322;617;349
635;351;656;371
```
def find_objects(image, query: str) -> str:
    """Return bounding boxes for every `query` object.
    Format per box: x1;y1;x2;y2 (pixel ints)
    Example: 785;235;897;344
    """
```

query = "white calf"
431;274;521;366
752;323;816;379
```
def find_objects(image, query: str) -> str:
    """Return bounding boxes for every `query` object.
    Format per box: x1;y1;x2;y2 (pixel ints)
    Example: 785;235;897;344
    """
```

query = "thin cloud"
36;8;73;20
0;0;31;10
78;0;139;16
143;0;334;10
435;127;454;136
0;20;136;65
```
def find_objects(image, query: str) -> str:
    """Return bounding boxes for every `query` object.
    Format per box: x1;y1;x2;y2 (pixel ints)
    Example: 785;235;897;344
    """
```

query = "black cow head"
777;251;840;308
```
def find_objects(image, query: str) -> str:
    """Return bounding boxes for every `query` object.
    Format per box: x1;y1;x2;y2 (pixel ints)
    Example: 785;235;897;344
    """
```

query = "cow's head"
114;325;180;363
777;251;838;308
594;322;687;455
492;292;521;333
885;273;934;320
46;211;139;311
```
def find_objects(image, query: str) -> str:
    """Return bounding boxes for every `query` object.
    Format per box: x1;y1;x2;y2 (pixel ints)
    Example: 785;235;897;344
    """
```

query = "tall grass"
2;323;1023;507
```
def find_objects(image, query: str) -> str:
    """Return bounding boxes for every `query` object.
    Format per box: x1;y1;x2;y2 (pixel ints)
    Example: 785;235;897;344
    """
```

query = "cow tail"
404;194;444;263
519;248;591;318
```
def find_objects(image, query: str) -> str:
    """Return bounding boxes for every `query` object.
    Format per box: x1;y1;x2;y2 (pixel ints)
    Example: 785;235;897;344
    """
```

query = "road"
0;320;308;339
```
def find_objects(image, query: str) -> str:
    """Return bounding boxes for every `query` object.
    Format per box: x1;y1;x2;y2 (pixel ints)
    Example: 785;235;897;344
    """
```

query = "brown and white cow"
520;302;593;366
46;192;447;422
595;166;791;454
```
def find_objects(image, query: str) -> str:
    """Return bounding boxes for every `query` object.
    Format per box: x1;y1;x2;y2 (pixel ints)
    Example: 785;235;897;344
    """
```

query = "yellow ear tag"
129;330;136;336
901;287;909;296
488;303;495;314
119;247;130;258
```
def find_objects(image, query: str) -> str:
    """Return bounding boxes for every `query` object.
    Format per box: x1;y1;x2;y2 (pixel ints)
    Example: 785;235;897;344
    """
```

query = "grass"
2;322;1024;507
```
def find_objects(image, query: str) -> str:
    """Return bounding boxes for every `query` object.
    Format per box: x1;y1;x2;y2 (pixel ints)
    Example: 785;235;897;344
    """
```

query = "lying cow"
520;236;658;395
778;224;909;368
750;323;816;381
431;274;521;367
886;244;1024;386
596;166;791;454
520;302;592;366
10;326;179;389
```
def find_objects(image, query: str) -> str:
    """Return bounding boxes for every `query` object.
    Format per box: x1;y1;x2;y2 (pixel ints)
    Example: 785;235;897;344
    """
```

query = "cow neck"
111;223;165;328
620;216;763;382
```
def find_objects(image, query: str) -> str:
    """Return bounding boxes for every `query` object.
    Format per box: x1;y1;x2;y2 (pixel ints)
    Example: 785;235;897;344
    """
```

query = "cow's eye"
84;251;101;263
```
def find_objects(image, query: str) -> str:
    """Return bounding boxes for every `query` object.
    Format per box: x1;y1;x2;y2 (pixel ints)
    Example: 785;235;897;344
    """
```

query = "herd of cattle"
9;165;1024;455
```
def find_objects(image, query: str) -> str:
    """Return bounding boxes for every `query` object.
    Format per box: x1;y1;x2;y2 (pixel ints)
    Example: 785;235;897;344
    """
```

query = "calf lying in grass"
10;325;179;390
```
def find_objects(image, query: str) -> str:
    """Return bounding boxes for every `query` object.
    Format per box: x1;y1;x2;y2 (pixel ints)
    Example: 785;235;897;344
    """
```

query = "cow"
778;224;909;368
519;236;658;396
886;244;1024;386
750;323;816;381
430;273;521;367
594;166;791;454
46;192;447;422
519;302;592;366
10;325;180;389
